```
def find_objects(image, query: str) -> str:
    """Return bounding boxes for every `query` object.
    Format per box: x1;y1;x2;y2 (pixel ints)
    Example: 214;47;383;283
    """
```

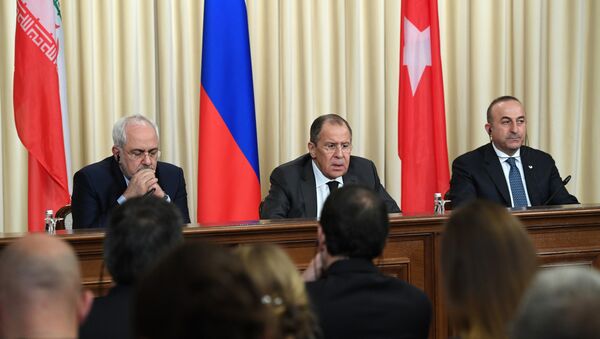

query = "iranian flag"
398;0;449;214
13;0;71;231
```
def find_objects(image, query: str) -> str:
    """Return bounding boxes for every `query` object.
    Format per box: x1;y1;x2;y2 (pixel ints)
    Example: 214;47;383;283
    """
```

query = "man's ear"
317;224;326;251
77;289;94;325
308;142;317;159
111;146;120;162
484;123;492;136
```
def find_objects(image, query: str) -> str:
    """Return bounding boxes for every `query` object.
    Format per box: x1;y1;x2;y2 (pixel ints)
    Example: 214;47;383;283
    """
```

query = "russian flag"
197;0;261;224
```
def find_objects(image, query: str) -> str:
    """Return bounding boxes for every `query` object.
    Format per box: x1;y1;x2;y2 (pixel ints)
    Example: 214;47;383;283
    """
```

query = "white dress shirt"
312;160;344;219
492;143;531;207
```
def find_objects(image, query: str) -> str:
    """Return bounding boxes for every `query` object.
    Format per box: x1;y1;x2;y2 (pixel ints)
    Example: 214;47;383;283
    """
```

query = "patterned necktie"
506;157;528;208
326;181;339;193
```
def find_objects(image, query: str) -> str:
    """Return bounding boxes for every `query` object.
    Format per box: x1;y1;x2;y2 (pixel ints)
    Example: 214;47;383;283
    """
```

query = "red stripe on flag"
398;0;450;214
14;14;70;231
198;87;261;224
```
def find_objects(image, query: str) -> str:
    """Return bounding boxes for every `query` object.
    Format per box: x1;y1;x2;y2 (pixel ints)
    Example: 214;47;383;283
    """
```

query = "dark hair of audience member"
441;200;537;339
104;196;184;285
134;242;268;339
319;185;389;259
235;244;320;339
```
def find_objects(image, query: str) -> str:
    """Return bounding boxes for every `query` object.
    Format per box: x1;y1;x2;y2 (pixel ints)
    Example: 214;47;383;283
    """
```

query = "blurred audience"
511;266;600;339
0;234;93;339
134;242;269;339
80;196;184;339
303;185;431;339
441;200;538;339
236;243;320;339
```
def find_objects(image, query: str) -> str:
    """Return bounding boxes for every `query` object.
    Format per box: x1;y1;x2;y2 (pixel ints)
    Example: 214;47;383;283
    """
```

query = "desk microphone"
543;175;571;205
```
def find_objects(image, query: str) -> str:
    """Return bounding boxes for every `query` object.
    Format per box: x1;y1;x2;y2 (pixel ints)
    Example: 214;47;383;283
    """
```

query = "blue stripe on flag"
201;0;259;178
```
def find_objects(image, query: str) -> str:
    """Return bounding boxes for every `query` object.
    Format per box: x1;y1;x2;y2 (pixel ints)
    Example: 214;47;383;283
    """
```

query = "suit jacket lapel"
484;144;511;205
301;158;318;218
520;147;541;205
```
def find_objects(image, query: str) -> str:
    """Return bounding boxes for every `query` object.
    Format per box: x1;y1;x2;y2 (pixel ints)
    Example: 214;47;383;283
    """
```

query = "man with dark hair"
303;185;431;339
447;96;578;208
260;114;400;219
79;196;184;339
134;242;269;339
72;114;190;228
0;234;93;339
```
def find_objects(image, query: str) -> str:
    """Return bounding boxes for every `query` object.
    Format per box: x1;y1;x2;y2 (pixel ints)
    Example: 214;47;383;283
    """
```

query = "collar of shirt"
312;160;344;219
492;142;522;160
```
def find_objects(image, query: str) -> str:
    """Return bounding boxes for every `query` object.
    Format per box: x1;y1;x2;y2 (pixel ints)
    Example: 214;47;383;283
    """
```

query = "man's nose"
141;153;153;165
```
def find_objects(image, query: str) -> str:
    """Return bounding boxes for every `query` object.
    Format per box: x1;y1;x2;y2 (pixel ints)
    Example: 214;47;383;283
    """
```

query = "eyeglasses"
321;142;352;154
125;148;160;160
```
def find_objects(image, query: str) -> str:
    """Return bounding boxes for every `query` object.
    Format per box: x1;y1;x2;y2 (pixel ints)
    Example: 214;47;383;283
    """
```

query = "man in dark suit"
79;196;184;339
302;185;431;339
71;115;190;228
447;96;578;208
260;114;400;219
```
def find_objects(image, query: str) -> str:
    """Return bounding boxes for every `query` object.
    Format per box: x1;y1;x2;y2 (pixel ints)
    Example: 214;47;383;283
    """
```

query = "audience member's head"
511;267;600;339
0;234;93;338
319;185;389;260
235;243;319;339
441;200;537;339
104;196;184;285
134;242;269;339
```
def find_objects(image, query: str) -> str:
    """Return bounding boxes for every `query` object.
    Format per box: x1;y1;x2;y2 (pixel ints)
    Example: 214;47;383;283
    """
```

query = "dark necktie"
326;181;339;193
506;157;528;208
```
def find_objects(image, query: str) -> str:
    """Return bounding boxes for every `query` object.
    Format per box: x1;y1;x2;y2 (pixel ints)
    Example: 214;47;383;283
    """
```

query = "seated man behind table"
260;114;400;219
303;185;431;339
447;96;578;208
71;114;190;228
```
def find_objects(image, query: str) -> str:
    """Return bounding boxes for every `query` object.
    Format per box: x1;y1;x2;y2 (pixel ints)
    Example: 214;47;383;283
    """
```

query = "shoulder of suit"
76;156;115;175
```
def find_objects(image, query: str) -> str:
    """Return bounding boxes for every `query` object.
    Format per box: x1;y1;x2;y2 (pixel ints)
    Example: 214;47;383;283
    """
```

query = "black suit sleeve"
260;167;290;219
447;156;478;208
544;159;579;205
367;160;401;213
71;170;117;229
170;167;191;223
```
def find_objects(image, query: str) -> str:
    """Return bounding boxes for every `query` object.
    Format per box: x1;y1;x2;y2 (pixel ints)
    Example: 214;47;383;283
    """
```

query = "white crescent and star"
403;17;431;95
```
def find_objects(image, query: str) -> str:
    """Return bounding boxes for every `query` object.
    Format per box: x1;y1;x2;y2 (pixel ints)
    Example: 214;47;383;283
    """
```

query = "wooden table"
2;204;600;339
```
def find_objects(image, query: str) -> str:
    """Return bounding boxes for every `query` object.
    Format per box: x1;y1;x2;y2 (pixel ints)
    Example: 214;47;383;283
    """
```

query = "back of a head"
0;234;83;336
511;267;600;339
320;185;389;259
134;242;268;339
104;196;184;285
235;244;318;339
441;200;537;339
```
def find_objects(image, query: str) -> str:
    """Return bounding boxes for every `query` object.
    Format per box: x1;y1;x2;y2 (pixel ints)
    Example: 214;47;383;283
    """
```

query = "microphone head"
563;175;572;186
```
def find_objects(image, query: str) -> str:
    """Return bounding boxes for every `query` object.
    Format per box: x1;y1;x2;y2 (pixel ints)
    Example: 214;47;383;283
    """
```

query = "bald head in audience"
0;234;93;339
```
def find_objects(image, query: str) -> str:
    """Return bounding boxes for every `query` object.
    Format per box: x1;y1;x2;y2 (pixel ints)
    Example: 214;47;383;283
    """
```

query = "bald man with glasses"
72;115;190;228
260;114;400;219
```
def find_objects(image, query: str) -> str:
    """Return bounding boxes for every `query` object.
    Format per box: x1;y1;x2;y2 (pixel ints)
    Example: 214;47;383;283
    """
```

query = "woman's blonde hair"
441;200;537;339
235;244;318;339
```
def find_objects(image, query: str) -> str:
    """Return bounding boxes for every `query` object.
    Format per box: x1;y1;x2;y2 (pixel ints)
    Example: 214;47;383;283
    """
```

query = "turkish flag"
398;0;449;214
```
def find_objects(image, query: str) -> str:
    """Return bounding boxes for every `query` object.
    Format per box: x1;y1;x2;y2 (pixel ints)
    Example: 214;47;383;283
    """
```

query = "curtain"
1;0;598;232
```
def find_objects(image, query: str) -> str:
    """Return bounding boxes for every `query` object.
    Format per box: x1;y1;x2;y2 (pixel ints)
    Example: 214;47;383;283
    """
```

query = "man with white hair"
511;266;600;339
0;234;93;338
72;114;190;228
